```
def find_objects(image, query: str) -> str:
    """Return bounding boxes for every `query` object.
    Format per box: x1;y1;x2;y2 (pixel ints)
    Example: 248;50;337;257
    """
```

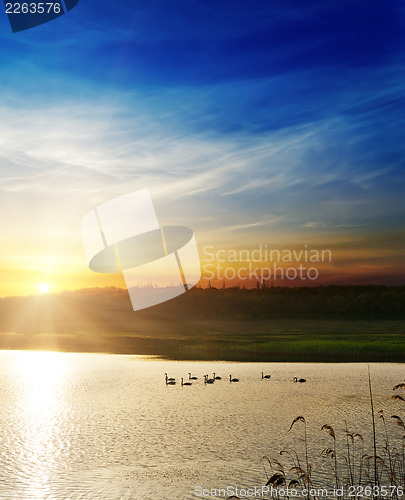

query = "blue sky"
0;0;404;292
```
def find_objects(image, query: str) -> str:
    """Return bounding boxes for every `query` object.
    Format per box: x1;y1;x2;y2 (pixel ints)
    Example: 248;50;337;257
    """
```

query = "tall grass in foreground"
228;376;405;500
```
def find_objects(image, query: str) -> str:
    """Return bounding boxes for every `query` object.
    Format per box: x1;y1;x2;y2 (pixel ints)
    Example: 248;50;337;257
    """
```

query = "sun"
38;283;50;294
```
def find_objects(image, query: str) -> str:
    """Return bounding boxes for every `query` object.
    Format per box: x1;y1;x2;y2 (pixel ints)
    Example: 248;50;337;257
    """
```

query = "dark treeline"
160;284;405;320
0;285;403;359
165;283;404;322
0;285;404;332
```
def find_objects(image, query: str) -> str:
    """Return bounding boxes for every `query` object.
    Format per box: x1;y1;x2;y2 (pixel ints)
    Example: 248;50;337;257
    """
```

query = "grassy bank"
173;319;405;361
1;318;404;361
0;287;404;361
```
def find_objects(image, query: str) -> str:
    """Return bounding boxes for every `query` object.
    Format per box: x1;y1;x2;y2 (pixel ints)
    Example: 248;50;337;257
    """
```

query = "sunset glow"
0;2;403;500
38;283;50;294
0;0;403;298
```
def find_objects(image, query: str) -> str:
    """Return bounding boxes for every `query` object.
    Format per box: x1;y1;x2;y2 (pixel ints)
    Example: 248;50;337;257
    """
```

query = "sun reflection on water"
0;353;402;500
13;351;70;499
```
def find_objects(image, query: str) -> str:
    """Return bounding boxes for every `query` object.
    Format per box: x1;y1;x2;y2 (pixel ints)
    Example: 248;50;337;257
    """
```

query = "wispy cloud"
225;214;285;232
0;0;404;289
0;95;403;259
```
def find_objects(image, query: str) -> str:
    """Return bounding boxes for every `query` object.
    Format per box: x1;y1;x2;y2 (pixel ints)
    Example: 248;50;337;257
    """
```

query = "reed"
368;365;379;489
321;424;339;489
250;375;405;500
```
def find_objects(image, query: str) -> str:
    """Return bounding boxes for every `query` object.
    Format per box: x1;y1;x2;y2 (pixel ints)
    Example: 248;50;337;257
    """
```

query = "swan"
262;372;271;379
204;375;215;384
188;373;197;380
293;377;306;383
181;378;192;386
213;373;222;380
165;373;175;382
229;375;239;382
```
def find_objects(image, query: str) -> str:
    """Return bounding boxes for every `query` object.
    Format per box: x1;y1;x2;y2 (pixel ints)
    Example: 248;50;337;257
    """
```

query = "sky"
0;0;404;295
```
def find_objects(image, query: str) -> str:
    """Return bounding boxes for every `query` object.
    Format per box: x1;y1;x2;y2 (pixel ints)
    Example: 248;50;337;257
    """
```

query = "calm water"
0;351;403;499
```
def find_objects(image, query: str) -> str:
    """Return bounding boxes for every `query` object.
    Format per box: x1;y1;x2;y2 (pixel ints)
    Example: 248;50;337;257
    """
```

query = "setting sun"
38;283;50;294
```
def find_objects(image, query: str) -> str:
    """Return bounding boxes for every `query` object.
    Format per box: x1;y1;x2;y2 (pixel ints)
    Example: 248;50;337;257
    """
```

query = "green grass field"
163;319;405;361
92;318;405;361
0;287;404;361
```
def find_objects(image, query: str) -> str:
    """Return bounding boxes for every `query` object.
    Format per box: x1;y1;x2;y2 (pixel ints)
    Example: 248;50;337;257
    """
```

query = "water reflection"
0;353;402;500
12;351;69;499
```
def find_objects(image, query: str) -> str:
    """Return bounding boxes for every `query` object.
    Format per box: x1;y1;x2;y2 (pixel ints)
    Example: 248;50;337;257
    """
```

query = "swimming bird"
204;375;215;384
213;373;222;380
165;373;176;382
181;378;192;386
188;373;197;380
293;377;306;383
229;375;239;382
262;372;271;379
